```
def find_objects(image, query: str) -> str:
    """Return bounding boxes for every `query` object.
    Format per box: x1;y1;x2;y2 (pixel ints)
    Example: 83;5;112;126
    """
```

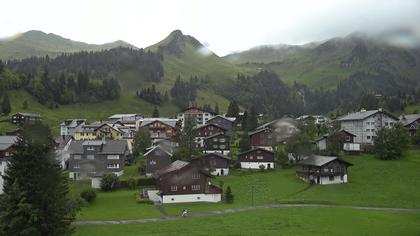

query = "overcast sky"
1;0;420;56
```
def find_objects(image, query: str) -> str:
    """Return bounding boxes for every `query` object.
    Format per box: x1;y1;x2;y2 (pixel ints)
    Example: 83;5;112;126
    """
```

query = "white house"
337;109;398;145
60;119;86;136
177;107;215;128
0;136;18;194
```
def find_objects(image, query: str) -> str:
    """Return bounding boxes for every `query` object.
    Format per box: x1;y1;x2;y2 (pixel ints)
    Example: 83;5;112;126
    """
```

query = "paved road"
73;203;420;226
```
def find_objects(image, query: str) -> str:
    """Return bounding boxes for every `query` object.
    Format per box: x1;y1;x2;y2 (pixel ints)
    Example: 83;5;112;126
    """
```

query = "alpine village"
1;8;420;236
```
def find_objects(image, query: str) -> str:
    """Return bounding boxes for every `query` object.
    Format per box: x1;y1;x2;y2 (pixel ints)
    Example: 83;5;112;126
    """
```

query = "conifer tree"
225;186;234;203
173;116;201;160
1;93;11;115
0;122;77;235
152;106;160;118
226;100;239;118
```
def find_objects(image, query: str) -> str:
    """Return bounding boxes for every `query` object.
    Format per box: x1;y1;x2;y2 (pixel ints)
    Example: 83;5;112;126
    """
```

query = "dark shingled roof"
68;140;127;154
298;155;353;167
238;147;274;156
248;127;271;136
205;152;231;160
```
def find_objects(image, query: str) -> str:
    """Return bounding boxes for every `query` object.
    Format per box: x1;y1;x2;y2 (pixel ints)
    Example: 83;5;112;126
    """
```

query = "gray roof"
298;155;352;167
399;114;420;127
144;145;173;157
195;123;227;131
205;152;231;160
68;140;127;154
60;119;86;127
153;160;189;178
139;118;179;128
248;127;271;136
0;136;18;151
15;112;42;117
207;115;236;123
337;109;398;121
99;140;128;154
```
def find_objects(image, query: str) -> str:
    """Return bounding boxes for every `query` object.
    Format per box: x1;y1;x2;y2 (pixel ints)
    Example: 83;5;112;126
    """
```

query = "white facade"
240;162;274;169
0;161;7;194
91;177;101;189
69;170;124;181
315;138;327;151
177;111;214;128
162;193;221;204
203;150;230;156
211;168;229;176
343;143;361;151
299;174;348;185
339;110;397;145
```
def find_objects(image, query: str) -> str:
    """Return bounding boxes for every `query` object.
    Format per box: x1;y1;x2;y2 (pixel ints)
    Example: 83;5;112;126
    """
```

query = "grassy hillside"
0;90;179;134
228;34;420;89
0;30;135;60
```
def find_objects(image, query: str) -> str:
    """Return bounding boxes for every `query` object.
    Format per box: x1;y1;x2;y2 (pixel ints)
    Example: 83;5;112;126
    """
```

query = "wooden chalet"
11;112;42;125
203;133;230;155
144;145;173;177
237;148;275;169
152;160;222;204
191;153;231;176
296;155;353;185
248;128;274;151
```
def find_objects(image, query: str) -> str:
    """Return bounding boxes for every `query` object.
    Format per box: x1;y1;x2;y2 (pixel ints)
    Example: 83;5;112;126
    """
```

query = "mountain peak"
153;29;204;57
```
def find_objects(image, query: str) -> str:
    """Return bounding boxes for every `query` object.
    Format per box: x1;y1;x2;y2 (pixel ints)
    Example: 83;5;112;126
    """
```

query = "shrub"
134;192;154;204
100;173;119;191
80;188;97;203
374;124;410;160
225;186;234;204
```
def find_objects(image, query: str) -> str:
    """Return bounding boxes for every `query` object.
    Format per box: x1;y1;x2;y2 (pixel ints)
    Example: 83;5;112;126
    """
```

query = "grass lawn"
162;149;420;216
76;190;161;221
74;207;420;236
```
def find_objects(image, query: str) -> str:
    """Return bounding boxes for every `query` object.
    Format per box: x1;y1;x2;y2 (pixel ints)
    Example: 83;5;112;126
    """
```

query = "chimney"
378;108;382;112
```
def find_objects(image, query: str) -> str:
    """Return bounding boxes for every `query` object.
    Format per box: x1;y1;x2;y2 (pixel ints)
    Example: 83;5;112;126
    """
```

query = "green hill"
146;30;256;90
226;33;420;89
0;30;136;60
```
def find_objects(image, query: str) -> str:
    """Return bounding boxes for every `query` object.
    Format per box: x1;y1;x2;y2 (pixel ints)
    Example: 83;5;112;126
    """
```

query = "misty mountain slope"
0;30;136;60
228;34;420;89
147;30;256;89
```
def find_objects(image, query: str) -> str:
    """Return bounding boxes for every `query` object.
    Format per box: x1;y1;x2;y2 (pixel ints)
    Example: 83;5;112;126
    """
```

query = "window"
171;186;178;191
192;172;201;179
192;185;200;191
73;163;80;169
213;138;218;142
87;146;94;151
257;156;264;160
390;122;394;126
107;155;120;160
87;155;94;160
385;122;389;126
340;175;344;181
213;145;218;149
73;155;81;160
367;136;371;140
150;160;156;165
219;138;226;143
345;136;350;142
220;145;226;149
329;176;335;181
107;163;120;169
